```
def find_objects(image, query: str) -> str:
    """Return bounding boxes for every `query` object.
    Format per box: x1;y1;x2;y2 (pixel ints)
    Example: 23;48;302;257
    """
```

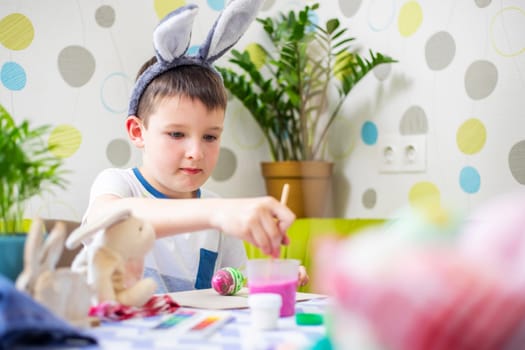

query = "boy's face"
128;95;224;198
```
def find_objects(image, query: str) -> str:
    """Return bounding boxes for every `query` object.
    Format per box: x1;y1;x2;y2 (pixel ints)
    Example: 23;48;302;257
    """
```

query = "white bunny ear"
154;4;199;64
65;208;132;249
199;0;264;63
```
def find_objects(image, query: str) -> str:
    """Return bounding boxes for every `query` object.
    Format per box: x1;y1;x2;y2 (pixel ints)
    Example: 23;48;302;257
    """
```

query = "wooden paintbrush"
268;183;290;271
280;183;290;207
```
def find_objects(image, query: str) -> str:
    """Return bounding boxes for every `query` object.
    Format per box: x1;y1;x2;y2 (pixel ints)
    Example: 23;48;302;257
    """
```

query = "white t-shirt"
85;167;247;293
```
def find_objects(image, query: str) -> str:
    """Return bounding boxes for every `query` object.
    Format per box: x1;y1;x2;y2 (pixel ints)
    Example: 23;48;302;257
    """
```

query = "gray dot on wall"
373;63;391;81
425;31;456;71
339;0;362;17
475;0;492;8
465;60;498;100
106;138;131;167
327;117;355;159
95;5;116;28
509;140;525;185
362;188;377;209
212;147;237;181
58;45;96;87
400;105;428;135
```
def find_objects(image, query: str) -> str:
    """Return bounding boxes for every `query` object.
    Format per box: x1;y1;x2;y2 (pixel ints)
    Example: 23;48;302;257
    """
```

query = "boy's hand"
298;265;310;287
211;196;296;258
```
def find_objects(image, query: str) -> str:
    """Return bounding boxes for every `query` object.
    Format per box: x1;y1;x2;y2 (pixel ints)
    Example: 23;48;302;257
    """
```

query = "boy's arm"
87;194;294;258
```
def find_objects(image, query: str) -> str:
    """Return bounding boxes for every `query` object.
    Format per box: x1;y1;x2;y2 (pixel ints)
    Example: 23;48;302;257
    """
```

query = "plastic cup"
246;259;299;317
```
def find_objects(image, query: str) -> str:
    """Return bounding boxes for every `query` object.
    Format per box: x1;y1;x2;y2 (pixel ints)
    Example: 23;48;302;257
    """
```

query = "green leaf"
326;19;339;34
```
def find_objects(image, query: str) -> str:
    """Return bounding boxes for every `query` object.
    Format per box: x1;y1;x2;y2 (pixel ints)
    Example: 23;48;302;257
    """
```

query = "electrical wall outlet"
378;134;427;173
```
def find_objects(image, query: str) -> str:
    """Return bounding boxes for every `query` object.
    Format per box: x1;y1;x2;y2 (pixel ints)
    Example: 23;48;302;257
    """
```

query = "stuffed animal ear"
199;0;264;63
15;218;45;292
154;4;199;64
39;221;67;271
65;208;132;250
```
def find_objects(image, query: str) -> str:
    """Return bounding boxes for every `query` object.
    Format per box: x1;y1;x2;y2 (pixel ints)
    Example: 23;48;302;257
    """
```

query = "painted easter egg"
211;267;245;295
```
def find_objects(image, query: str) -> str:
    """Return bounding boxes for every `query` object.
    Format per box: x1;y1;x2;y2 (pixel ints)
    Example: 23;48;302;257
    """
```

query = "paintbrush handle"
280;183;289;206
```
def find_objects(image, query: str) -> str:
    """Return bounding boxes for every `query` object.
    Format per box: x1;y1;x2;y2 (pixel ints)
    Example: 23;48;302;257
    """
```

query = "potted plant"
217;3;396;217
0;103;67;281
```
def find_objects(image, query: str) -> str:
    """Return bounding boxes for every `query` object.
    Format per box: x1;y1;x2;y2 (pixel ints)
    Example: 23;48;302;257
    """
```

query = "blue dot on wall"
187;45;199;56
207;0;225;11
1;61;26;91
459;166;481;194
100;72;132;114
361;121;378;145
307;11;319;32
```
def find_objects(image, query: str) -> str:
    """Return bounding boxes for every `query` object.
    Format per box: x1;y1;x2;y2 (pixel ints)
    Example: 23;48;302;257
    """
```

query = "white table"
87;291;329;350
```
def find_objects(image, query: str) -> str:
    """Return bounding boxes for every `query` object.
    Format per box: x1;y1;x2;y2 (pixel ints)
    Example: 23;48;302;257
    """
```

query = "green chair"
244;218;386;292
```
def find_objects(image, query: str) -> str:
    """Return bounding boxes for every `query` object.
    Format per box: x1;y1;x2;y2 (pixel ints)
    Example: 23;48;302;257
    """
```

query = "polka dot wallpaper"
0;0;524;221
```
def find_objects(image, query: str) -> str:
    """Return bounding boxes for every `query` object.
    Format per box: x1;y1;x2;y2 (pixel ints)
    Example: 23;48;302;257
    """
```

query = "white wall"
1;0;524;221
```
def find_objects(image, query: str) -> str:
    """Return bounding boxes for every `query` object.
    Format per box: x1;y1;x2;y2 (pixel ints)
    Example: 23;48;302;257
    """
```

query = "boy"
84;60;310;292
82;2;308;293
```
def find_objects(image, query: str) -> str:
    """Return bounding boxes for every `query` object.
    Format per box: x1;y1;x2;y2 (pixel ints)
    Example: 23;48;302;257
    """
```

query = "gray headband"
128;0;263;117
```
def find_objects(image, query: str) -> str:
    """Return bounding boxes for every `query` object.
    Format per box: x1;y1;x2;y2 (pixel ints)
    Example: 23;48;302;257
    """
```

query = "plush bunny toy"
65;208;157;307
16;219;92;327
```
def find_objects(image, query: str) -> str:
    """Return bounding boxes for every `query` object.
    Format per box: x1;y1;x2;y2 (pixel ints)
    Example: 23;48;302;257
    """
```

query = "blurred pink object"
333;251;525;350
315;197;525;350
458;192;525;288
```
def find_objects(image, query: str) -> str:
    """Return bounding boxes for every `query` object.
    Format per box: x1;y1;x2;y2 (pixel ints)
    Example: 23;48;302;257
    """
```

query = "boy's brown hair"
134;57;228;125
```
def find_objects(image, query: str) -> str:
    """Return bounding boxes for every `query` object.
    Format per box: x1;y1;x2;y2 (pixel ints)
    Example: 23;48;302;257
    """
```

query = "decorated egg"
211;267;245;295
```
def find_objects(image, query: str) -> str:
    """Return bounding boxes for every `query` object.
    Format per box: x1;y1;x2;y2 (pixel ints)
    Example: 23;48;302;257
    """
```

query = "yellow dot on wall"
334;51;355;81
398;1;423;37
456;118;486;155
409;181;441;212
246;43;267;70
490;7;525;58
48;124;82;159
0;13;34;50
154;0;186;20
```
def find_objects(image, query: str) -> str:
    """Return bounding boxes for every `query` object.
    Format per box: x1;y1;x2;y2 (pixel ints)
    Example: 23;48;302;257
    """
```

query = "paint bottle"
248;293;282;330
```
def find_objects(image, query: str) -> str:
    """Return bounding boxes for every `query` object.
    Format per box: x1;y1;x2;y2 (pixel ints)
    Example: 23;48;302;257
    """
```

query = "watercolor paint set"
152;309;234;338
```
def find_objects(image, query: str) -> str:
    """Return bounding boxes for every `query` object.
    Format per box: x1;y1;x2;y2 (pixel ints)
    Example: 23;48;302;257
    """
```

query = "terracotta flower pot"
261;161;333;218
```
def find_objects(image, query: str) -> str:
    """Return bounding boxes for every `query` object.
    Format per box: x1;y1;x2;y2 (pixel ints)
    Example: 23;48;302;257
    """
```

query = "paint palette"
153;309;233;338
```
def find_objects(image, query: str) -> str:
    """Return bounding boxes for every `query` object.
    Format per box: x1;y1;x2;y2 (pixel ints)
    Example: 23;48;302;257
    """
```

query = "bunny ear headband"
128;0;264;116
